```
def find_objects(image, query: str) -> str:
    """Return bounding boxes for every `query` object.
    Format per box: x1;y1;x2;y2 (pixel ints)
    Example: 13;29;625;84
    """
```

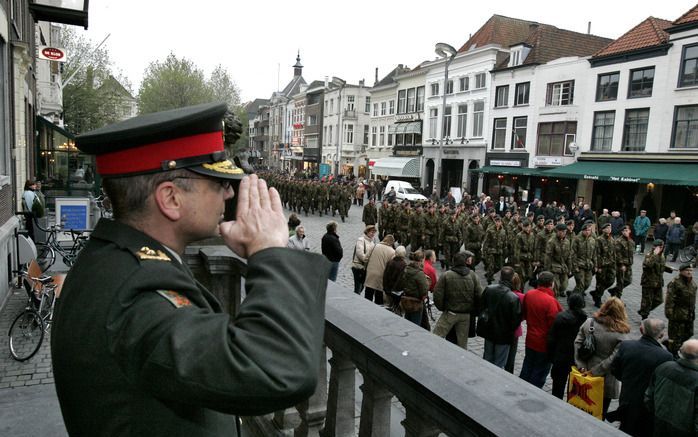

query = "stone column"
200;246;246;316
295;347;329;437
400;402;440;437
357;372;392;437
319;352;356;437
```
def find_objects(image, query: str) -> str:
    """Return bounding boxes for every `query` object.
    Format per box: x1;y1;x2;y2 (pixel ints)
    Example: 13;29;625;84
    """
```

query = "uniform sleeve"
665;281;675;319
106;248;329;416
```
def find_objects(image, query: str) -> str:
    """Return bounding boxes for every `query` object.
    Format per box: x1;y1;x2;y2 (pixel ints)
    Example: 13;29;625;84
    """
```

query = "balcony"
185;247;624;437
343;109;358;119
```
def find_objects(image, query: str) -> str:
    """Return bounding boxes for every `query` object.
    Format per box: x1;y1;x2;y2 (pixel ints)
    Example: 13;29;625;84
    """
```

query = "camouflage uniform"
408;209;426;252
571;232;596;294
483;223;507;284
423;210;441;252
440;215;461;269
592;233;617;305
545;235;572;296
514;229;536;285
665;275;697;354
639;250;667;319
612;235;635;298
463;219;485;268
534;228;554;266
398;207;411;246
362;201;378;226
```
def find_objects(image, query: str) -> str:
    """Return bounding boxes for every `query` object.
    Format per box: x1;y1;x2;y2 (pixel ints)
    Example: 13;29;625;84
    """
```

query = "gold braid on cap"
202;159;244;174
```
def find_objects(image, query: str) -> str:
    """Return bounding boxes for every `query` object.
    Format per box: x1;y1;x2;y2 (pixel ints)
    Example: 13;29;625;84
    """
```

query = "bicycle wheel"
36;244;56;272
678;247;696;263
8;309;44;361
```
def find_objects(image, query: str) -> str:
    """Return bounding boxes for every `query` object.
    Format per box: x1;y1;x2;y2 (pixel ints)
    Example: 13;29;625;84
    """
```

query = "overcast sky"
82;0;695;102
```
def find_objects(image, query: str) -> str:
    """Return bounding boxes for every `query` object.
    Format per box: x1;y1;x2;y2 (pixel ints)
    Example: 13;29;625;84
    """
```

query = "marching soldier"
423;204;440;252
545;223;572;296
362;197;378;227
592;223;617;307
534;219;555;267
440;210;461;269
665;263;697;355
639;240;672;320
398;203;412;245
464;213;485;268
513;220;536;285
482;216;507;284
611;225;635;298
571;223;596;295
408;204;426;252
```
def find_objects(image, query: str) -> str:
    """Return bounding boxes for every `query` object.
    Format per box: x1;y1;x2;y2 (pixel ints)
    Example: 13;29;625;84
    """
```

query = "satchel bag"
577;319;596;361
400;295;423;313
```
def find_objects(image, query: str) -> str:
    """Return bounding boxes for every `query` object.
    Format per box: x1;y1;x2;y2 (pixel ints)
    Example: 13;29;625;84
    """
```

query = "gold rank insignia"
201;159;244;175
135;246;171;262
156;290;192;308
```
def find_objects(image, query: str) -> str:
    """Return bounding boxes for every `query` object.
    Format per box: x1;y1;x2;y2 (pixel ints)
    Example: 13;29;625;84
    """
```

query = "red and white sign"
38;46;67;63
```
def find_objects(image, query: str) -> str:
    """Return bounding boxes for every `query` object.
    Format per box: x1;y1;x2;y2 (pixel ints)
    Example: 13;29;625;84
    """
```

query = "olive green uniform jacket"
51;219;329;436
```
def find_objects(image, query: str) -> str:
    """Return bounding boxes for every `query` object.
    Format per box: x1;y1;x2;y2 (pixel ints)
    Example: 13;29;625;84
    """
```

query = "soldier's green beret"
582;223;593;230
536;215;545;221
522;220;531;226
555;223;567;231
545;219;554;225
601;223;612;230
653;239;664;247
679;263;693;271
566;219;575;226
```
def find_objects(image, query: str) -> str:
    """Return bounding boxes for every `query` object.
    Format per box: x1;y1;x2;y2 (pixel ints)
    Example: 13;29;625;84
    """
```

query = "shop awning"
388;121;422;135
370;157;421;177
542;161;698;186
474;165;549;177
37;116;75;140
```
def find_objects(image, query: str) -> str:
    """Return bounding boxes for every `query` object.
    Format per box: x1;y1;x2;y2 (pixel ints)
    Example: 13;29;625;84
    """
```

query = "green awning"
474;165;549;177
36;115;76;140
542;161;698;186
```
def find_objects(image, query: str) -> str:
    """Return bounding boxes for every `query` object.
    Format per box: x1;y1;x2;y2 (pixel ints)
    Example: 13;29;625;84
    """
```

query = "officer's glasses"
171;176;232;191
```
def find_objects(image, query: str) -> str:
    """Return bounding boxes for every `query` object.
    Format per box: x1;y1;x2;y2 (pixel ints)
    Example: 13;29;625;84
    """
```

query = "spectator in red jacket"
519;271;563;388
423;250;437;292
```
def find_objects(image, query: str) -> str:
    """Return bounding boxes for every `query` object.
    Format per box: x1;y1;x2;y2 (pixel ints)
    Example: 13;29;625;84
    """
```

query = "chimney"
324;76;329;88
587;21;591;35
359;79;365;87
374;67;378;85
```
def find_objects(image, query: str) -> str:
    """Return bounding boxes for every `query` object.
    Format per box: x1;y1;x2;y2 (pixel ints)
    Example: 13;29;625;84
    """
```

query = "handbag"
400;295;423;313
567;366;604;420
577;319;596;361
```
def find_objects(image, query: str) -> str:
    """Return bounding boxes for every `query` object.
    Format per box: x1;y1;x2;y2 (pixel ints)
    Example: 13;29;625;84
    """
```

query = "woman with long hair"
574;297;630;419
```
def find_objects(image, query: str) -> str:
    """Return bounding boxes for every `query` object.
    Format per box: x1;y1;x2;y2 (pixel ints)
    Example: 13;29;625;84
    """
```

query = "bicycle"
94;192;113;219
8;260;64;361
34;219;90;272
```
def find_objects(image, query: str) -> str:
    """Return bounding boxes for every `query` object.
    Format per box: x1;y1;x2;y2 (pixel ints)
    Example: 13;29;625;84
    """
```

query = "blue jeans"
519;347;552;388
405;310;422;326
483;340;510;369
328;262;339;282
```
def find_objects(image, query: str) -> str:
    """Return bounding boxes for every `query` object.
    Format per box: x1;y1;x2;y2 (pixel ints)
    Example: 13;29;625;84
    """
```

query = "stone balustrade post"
199;246;246;316
357;371;392;437
295;347;329;437
399;402;440;437
319;352;356;437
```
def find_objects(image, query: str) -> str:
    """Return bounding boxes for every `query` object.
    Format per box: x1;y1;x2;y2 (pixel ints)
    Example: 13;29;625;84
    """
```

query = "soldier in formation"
665;263;697;355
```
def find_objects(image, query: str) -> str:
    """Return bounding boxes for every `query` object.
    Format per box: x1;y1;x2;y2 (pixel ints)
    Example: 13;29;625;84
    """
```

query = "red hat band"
96;131;224;176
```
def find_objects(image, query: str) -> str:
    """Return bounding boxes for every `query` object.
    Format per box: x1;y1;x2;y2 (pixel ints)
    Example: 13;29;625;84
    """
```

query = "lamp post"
334;78;346;177
433;42;457;197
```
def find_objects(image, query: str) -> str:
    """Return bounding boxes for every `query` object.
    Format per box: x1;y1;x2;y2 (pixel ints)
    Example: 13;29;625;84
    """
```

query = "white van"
383;180;427;203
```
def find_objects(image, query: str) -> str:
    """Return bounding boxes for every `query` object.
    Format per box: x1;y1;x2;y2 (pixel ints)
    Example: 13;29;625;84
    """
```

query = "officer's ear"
153;181;185;221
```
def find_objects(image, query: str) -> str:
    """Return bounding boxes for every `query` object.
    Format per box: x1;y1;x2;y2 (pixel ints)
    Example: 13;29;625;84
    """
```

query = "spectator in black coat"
611;211;625;237
547;292;587;399
653;218;669;243
321;221;343;281
611;319;673;436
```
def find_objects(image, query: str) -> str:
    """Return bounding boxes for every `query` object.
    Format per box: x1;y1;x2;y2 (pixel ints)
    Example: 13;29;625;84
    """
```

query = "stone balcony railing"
186;246;624;437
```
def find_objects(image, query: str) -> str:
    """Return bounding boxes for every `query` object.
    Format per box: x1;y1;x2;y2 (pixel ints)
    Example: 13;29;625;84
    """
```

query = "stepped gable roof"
593;17;672;58
458;15;538;53
673;4;698;25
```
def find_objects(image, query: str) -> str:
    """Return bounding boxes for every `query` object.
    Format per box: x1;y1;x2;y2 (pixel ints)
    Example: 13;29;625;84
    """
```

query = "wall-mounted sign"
534;156;563;166
38;46;67;62
395;114;419;122
490;160;521;167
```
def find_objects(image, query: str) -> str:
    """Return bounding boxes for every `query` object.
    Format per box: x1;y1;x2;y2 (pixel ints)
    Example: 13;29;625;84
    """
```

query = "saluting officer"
51;103;330;437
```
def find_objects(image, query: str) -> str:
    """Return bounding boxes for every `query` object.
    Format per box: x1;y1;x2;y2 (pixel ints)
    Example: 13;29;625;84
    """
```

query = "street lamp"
433;42;457;197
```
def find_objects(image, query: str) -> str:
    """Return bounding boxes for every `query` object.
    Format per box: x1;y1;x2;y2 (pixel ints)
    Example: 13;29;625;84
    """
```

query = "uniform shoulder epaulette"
135;246;171;262
156;290;192;308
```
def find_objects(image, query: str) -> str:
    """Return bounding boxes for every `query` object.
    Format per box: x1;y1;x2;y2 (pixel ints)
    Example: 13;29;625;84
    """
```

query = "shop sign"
534;156;563;166
443;150;459;155
490;160;521;167
39;46;67;62
396;114;419;122
609;176;641;183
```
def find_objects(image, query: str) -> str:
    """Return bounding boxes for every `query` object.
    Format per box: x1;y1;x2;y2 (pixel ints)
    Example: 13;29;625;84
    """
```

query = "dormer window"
508;44;531;67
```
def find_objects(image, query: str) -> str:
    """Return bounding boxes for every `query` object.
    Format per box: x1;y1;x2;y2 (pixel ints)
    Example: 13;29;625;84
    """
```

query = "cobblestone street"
0;199;694;435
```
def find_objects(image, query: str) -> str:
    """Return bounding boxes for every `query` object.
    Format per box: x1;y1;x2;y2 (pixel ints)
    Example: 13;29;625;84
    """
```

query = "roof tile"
673;4;698;25
593;17;672;58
